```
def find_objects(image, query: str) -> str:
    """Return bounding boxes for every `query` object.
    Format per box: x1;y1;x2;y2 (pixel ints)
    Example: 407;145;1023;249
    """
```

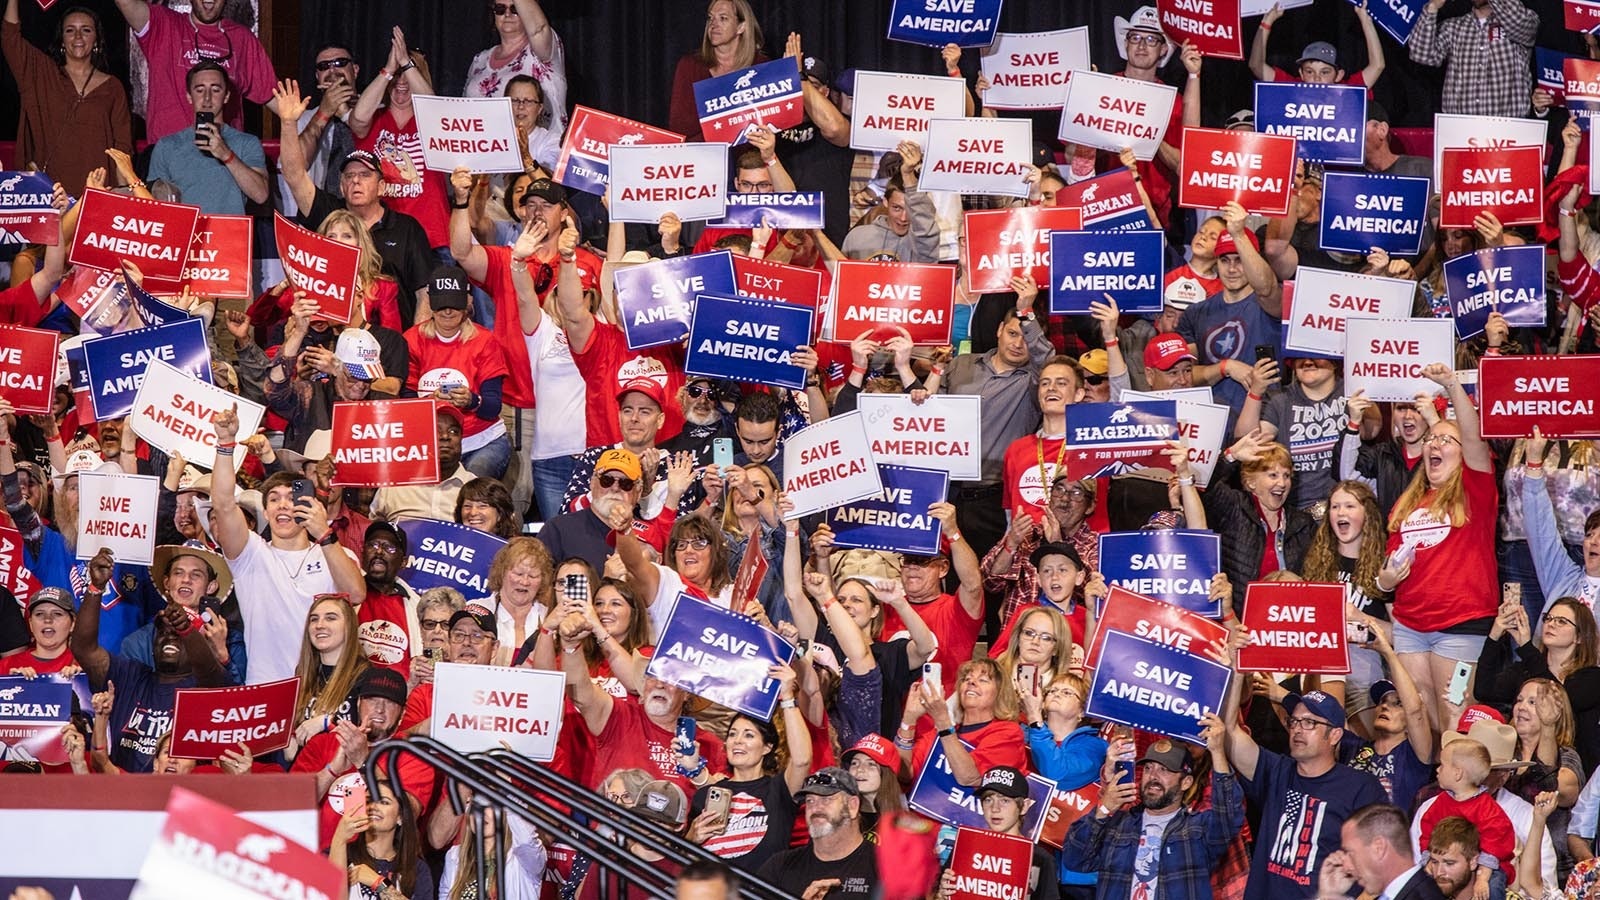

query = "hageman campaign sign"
1478;355;1600;438
430;662;564;761
81;317;212;421
554;105;684;195
1254;82;1365;166
646;594;795;720
1444;244;1546;340
1343;316;1456;402
782;412;883;519
887;0;1003;46
399;519;507;600
979;29;1089;110
1063;401;1180;481
693;57;804;143
0;677;73;764
849;71;967;152
412;94;522;173
858;393;983;481
685;292;811;390
1098;530;1223;616
1057;168;1151;232
909;738;1056;839
962;205;1083;293
1570;0;1600;34
1567;58;1600;114
608;143;728;224
0;171;59;245
1049;230;1164;315
1087;585;1232;667
613;250;737;349
827;464;950;556
1058;71;1176;161
169;677;299;759
1086;629;1232;744
714;191;825;229
1540;47;1574;105
1319;172;1429;256
1238;581;1350;674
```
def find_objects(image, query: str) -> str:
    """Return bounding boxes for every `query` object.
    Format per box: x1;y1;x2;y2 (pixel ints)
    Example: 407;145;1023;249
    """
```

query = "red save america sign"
0;324;60;415
272;213;361;324
331;399;441;487
1159;0;1242;59
962;205;1084;293
169;677;299;759
146;214;254;299
829;260;955;346
1237;581;1349;674
1478;354;1600;438
947;828;1035;900
1087;585;1231;668
1178;128;1296;216
1037;783;1103;849
69;188;200;282
1439;147;1543;229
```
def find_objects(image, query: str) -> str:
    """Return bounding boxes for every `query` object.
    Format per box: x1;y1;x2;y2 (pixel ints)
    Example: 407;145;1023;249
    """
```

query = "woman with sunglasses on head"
1021;671;1106;895
466;0;567;134
612;510;736;641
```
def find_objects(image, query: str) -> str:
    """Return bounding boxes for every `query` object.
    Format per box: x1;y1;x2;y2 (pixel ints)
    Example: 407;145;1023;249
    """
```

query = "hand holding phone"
712;438;735;472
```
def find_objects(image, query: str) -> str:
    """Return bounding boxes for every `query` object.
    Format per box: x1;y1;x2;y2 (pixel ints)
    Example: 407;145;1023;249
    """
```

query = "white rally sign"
430;662;564;761
979;29;1090;110
77;470;160;565
1284;267;1417;357
858;394;983;481
412;94;523;173
607;142;729;224
1431;114;1547;190
1058;70;1177;161
1122;390;1228;488
1343;316;1456;402
782;411;884;519
849;71;968;152
131;359;266;472
919;117;1034;197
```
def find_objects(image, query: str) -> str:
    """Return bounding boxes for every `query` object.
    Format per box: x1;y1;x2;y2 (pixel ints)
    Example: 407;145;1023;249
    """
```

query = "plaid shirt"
981;521;1100;624
1060;769;1244;900
1409;0;1538;117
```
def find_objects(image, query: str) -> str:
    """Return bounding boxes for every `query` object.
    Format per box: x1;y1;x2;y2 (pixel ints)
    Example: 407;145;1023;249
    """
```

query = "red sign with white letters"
1438;146;1543;229
1478;354;1600;438
962;206;1084;293
947;828;1035;900
145;214;254;299
1237;581;1349;674
331;399;441;487
1178;128;1296;216
169;677;299;759
68;188;200;281
828;260;955;346
0;325;60;414
1037;784;1103;849
1087;586;1231;668
732;254;824;325
272;213;361;324
1158;0;1243;59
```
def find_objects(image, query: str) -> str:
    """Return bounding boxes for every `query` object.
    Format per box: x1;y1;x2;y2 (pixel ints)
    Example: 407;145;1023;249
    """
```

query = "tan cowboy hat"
150;544;234;602
1441;719;1531;770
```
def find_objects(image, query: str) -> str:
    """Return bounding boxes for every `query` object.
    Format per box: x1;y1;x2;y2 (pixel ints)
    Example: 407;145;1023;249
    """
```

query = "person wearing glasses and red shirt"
465;0;568;134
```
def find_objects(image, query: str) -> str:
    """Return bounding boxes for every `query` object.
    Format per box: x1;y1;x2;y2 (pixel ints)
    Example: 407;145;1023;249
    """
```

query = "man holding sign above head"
1248;5;1386;93
147;61;269;215
1107;8;1203;228
841;141;939;263
693;138;797;256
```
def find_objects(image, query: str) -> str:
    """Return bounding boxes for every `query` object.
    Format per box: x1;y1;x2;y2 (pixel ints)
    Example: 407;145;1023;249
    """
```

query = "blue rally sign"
714;191;826;229
1063;400;1179;481
398;519;508;600
646;593;795;719
685;292;812;390
1254;83;1366;166
0;676;75;763
1444;244;1547;340
1318;172;1430;256
81;317;212;421
1085;629;1232;744
826;464;951;555
908;738;1056;840
613;250;738;350
1097;530;1223;617
1049;230;1164;315
0;171;60;245
1356;0;1421;45
888;0;1004;47
693;58;804;143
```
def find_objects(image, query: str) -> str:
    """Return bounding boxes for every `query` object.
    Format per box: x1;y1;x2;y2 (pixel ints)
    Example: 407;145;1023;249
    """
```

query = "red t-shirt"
569;322;686;445
355;108;450;248
590;697;726;795
1386;464;1499;633
403;325;511;441
0;647;74;676
1165;263;1223;299
292;731;439;850
476;243;603;409
1267;67;1372;98
1002;433;1066;522
398;681;434;734
0;280;45;326
1418;790;1516;878
989;602;1086;662
358;589;412;673
881;594;982;693
910;718;1029;780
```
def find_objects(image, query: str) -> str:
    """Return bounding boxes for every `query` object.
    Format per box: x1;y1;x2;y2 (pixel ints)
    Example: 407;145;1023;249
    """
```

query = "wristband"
946;531;963;543
1188;72;1199;80
1484;346;1502;356
45;434;61;444
937;727;956;738
1177;476;1194;486
1560;208;1579;218
1347;419;1363;432
380;68;393;80
397;62;415;74
947;69;961;77
214;444;235;457
894;735;915;750
821;596;837;612
780;698;798;710
1260;22;1272;30
449;198;470;210
509;259;529;271
763;156;779;167
218;149;236;166
318;531;340;547
1104;338;1119;347
1526;459;1545;469
1247;392;1262;402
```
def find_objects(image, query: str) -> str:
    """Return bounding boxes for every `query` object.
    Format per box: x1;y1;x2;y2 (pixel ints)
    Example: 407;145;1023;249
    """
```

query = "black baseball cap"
364;520;408;557
520;178;567;206
340;149;382;175
430;265;471;311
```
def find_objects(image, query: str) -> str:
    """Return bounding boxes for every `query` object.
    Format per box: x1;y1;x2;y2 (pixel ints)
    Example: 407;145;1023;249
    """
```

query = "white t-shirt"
228;533;339;684
646;564;733;643
525;315;587;460
1131;808;1179;900
464;37;569;135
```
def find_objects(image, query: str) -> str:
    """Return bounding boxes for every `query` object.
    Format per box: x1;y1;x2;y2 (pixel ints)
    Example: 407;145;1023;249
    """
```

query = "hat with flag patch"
335;328;385;382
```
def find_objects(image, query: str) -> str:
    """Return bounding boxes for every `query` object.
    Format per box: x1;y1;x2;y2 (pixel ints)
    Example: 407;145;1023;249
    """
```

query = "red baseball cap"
1143;334;1197;371
842;733;901;773
1213;229;1260;259
616;377;666;409
1457;704;1505;731
433;401;465;427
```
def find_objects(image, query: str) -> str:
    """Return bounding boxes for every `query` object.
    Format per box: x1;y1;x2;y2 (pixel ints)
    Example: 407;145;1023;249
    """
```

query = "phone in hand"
562;573;590;603
1018;663;1039;694
712;438;734;472
675;715;697;750
344;783;368;820
705;785;732;820
291;478;315;522
1502;583;1523;608
922;662;941;689
1254;344;1276;364
1345;621;1373;645
1386;542;1415;572
424;646;445;662
194;111;215;151
1446;660;1473;706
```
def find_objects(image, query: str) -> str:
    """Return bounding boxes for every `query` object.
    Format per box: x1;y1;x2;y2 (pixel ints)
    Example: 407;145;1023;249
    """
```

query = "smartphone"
1254;345;1275;363
796;637;812;659
675;715;697;749
344;783;368;820
1018;663;1039;694
712;437;735;471
1386;542;1415;572
1345;621;1372;644
1503;583;1523;608
424;646;445;662
1446;660;1473;707
563;573;590;603
291;478;315;522
705;785;732;820
922;662;942;689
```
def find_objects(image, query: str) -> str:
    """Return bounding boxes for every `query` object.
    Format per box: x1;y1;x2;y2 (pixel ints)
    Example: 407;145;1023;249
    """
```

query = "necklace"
65;65;94;99
1035;428;1068;506
274;543;317;581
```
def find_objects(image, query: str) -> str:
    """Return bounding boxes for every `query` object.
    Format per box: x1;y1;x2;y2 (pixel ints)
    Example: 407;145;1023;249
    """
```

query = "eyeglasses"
1044;687;1080;700
684;383;715;399
421;618;450;631
1051;484;1090;500
1544;614;1576;628
597;473;637;492
448;630;491;645
315;57;355;72
509;97;542;106
674;538;712;552
1423;434;1461;447
1127;33;1165;46
492;3;520;14
1020;628;1057;643
735;179;775;193
1286;716;1334;731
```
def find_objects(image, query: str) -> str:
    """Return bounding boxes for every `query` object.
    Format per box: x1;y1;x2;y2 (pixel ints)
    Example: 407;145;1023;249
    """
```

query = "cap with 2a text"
596;447;643;482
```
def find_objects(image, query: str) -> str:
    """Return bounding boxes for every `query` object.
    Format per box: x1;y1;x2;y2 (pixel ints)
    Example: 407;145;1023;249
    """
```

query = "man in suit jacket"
1318;803;1447;900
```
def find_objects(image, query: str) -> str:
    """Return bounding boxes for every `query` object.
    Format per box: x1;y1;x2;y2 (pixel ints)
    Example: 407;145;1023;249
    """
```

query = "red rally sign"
1037;783;1103;849
1158;0;1242;59
1178;128;1296;216
68;188;200;282
169;677;299;759
829;260;955;346
732;255;823;333
962;206;1084;293
1087;585;1231;668
272;212;362;324
145;214;254;299
331;398;441;487
1566;58;1600;109
0;325;60;415
947;827;1036;900
55;266;122;318
1439;146;1543;229
1237;581;1349;674
1570;0;1600;34
1478;354;1600;438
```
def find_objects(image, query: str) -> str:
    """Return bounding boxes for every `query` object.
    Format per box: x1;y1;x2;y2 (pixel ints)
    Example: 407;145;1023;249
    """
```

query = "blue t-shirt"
1240;748;1387;900
105;653;195;773
1176;291;1282;427
147;124;266;214
1341;732;1433;815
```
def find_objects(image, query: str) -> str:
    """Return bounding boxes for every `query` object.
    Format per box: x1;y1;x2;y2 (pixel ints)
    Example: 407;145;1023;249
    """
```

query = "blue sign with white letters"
685;292;812;389
693;58;804;143
1537;47;1575;100
1085;629;1232;745
1444;244;1547;340
646;593;795;719
1254;82;1366;166
887;0;1004;47
1049;230;1164;315
826;464;950;555
398;519;507;599
1355;0;1421;45
0;171;59;245
714;192;826;229
613;250;738;350
1318;172;1429;256
908;738;1056;840
1063;400;1179;481
126;267;193;327
1097;530;1223;617
81;318;212;421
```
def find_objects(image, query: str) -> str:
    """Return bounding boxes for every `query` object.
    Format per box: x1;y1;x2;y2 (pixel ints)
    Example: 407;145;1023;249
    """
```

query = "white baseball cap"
336;329;385;382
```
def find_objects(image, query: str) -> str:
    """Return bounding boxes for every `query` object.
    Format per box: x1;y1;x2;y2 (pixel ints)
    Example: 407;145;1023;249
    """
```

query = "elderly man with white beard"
537;448;647;572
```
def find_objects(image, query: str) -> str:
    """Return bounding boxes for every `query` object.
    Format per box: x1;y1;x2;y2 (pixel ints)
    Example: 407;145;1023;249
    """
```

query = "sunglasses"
315;57;355;71
1083;374;1108;386
684;383;715;399
492;3;520;14
597;472;637;492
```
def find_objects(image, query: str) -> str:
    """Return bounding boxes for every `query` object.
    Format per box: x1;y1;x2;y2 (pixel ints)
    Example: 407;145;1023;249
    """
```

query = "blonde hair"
698;0;762;69
1387;426;1470;533
995;607;1072;705
318;208;388;306
1447;740;1490;786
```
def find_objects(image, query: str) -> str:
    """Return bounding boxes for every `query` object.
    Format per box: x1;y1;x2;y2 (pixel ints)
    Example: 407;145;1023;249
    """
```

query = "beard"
592;494;623;522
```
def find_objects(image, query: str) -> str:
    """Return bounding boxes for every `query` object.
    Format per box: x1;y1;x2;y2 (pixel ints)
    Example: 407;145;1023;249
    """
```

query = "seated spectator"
370;406;477;523
285;594;369;760
1415;738;1516;891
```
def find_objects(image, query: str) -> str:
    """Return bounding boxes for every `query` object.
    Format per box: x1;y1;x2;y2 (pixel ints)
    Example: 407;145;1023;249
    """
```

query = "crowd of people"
4;0;1600;898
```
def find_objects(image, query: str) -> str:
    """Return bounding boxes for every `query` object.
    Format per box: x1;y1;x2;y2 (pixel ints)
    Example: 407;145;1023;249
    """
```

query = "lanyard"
1035;430;1068;504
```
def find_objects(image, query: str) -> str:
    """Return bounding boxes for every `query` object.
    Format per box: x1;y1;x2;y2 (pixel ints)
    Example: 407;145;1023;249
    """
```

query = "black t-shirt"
106;653;193;773
301;190;433;325
688;774;800;872
775;121;856;243
1337;555;1391;622
817;623;914;736
757;837;877;899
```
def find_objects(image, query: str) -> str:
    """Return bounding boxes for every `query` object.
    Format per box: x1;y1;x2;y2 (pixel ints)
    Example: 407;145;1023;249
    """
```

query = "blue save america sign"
1444;244;1546;340
646;594;795;719
1318;172;1429;256
81;317;212;421
1085;629;1232;744
826;464;950;555
685;292;812;390
714;191;826;229
887;0;1004;47
908;738;1056;840
613;250;737;349
1097;530;1223;617
398;519;508;599
1254;83;1365;166
693;58;804;143
1358;0;1422;44
1049;230;1164;315
1063;401;1179;481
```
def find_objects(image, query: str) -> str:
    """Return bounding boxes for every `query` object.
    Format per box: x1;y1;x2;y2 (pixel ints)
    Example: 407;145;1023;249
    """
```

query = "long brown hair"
346;783;423;896
995;606;1071;691
293;596;369;720
1387;426;1471;533
697;0;762;68
1303;481;1386;600
1540;598;1600;680
583;578;652;667
665;516;732;594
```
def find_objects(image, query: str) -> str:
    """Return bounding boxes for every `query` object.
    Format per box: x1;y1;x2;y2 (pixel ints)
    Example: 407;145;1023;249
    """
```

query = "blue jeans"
532;454;579;523
461;434;512;480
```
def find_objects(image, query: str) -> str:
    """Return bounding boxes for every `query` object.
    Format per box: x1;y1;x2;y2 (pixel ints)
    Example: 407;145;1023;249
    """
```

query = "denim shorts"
1390;619;1485;662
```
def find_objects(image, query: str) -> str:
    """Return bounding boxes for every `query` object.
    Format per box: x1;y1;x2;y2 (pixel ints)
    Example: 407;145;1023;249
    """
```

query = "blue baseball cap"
1281;689;1346;729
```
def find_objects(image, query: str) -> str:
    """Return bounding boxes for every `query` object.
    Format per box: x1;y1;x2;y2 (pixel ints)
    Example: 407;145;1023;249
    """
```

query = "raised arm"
882;582;938;668
1214;626;1260;779
774;664;812;795
780;507;820;640
1247;4;1283;81
559;611;613;735
746;126;795;192
208;405;253;559
786;33;850;147
514;0;557;63
611;510;662;606
1226;201;1282;314
448;167;491;281
509;218;546;334
271;80;317;216
1425;364;1490;472
554;215;596;350
1353;1;1387;86
931;503;982;620
70;548;115;684
112;0;150;32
